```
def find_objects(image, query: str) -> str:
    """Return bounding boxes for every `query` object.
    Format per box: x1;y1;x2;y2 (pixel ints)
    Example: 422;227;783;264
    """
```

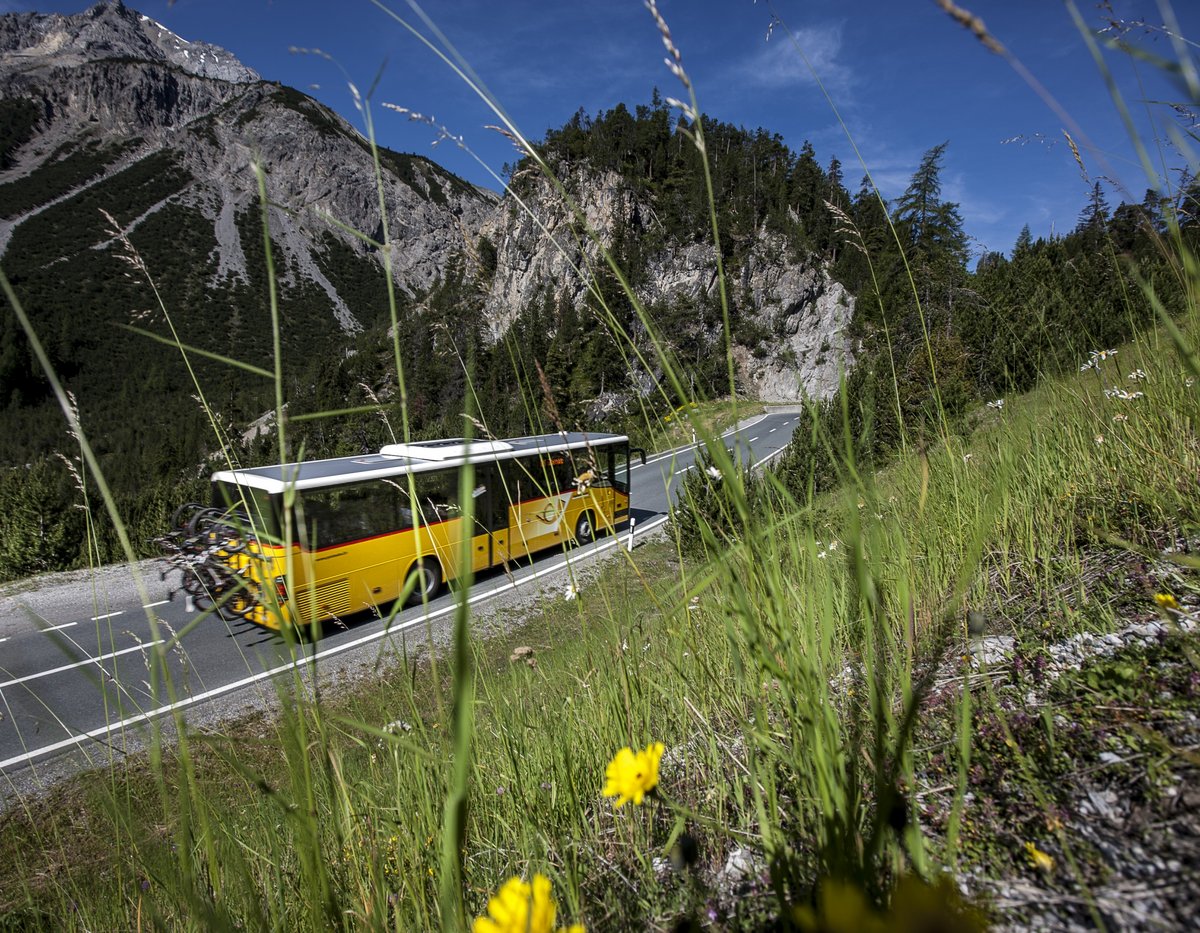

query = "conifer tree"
891;142;968;313
1076;180;1111;233
1013;224;1033;255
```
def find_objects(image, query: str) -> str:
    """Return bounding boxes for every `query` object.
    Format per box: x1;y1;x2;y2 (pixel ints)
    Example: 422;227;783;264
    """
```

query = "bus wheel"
574;511;595;546
404;559;442;606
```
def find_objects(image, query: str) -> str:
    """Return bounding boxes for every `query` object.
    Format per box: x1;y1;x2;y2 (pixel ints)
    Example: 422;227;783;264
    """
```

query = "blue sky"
10;0;1200;260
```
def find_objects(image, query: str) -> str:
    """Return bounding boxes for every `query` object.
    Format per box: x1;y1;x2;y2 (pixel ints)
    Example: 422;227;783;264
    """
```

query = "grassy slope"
2;318;1197;929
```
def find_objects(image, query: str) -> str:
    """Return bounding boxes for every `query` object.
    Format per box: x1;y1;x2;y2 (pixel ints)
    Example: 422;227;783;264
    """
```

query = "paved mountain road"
0;410;800;785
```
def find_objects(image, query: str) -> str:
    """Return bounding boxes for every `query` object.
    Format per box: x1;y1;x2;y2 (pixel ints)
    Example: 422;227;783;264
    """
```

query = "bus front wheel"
404;559;442;606
574;511;595;546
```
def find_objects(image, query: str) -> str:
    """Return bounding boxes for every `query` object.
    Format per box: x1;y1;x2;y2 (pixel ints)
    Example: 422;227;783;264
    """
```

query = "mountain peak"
0;1;259;84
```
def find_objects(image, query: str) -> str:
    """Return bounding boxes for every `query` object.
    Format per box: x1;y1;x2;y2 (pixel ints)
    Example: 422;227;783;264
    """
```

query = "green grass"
3;1;1200;930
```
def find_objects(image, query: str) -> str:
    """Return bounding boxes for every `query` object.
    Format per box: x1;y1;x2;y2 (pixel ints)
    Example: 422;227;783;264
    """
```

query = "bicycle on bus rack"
154;503;263;622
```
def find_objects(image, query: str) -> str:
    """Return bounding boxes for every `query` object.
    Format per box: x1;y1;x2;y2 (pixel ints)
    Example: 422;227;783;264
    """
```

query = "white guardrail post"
627;517;637;552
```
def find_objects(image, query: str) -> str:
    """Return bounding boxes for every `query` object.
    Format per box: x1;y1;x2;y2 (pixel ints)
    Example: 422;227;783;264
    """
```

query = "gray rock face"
0;1;259;84
479;167;634;338
479;168;854;402
642;235;855;401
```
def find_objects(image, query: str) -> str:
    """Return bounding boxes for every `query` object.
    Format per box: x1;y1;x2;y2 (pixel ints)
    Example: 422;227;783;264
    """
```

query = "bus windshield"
212;481;280;541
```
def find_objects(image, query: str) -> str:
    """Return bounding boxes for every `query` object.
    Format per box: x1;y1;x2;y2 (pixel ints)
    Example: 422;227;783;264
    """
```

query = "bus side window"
405;470;459;525
299;482;402;548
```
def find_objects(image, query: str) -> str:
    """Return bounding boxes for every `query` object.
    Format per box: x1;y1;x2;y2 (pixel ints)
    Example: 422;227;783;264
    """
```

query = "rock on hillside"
479;166;854;403
0;0;259;84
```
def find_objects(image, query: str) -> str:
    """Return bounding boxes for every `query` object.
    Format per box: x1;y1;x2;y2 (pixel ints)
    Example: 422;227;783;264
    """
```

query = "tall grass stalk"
4;2;1200;930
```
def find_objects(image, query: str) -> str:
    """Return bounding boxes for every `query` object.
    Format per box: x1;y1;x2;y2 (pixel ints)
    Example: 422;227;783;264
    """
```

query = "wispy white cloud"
734;22;854;97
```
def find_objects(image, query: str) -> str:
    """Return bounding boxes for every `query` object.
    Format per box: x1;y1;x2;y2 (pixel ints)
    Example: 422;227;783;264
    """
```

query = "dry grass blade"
1062;129;1088;181
932;0;1006;55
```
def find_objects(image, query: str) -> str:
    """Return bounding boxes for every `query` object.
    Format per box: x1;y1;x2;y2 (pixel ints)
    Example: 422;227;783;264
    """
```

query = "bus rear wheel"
574;511;596;546
404;559;442;606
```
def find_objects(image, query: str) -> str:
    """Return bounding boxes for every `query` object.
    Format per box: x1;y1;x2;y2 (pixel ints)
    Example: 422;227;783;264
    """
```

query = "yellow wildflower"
1024;841;1055;872
1154;593;1179;611
472;874;583;933
602;742;665;807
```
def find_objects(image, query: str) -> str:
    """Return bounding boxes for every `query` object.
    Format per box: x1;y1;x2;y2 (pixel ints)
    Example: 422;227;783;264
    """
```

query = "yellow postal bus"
165;433;640;630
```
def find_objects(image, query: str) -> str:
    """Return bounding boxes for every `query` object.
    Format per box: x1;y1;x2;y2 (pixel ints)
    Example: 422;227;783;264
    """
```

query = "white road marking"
0;641;165;689
142;600;168;610
673;466;692;476
43;621;78;633
749;436;759;442
635;414;768;469
91;610;124;621
751;446;790;470
769;428;777;433
0;637;7;644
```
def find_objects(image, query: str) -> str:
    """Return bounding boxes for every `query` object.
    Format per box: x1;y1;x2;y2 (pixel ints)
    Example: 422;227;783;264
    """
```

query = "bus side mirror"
631;447;647;466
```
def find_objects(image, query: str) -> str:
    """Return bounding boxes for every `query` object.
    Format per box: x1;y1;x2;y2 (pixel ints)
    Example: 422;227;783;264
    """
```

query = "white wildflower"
1080;348;1118;372
706;465;722;481
1094;434;1105;446
1128;369;1147;381
986;399;1005;410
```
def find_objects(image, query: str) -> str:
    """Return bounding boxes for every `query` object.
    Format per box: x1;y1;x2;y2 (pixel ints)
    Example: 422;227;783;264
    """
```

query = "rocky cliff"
479;168;853;403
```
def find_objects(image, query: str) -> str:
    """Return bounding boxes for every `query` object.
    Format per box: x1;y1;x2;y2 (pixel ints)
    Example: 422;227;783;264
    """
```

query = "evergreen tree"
826;156;845;208
1013;224;1033;255
891;142;969;316
1177;172;1200;227
1076;180;1111;233
893;143;949;245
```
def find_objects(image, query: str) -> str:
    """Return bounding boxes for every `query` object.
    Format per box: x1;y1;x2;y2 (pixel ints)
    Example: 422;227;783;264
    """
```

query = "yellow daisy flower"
1154;593;1179;611
602;742;665;807
1024;841;1055;872
472;874;582;933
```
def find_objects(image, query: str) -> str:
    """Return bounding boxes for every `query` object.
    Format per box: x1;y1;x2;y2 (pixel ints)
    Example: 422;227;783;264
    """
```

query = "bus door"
607;444;638;528
474;464;512;569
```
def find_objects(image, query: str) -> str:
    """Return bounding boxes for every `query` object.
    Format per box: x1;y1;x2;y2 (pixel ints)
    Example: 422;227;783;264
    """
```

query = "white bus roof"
210;432;628;493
